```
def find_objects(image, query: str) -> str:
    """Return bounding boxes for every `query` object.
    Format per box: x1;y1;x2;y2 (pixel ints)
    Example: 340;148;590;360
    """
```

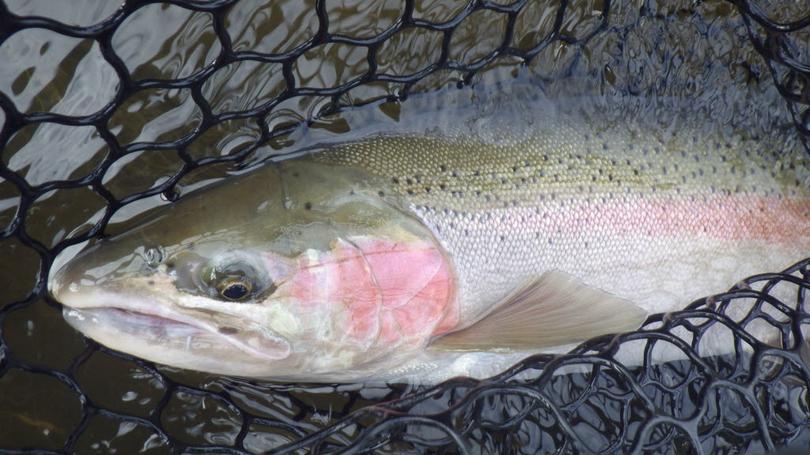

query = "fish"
47;109;810;383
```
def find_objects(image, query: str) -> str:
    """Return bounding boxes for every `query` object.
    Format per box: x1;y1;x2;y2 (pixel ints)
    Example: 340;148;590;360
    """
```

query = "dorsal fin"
429;270;647;351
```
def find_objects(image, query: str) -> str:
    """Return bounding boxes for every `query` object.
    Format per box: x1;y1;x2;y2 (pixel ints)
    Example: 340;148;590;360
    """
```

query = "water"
0;0;807;453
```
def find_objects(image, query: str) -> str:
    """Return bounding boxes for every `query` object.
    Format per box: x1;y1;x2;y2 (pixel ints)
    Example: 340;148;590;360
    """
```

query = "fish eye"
217;278;252;301
196;257;274;302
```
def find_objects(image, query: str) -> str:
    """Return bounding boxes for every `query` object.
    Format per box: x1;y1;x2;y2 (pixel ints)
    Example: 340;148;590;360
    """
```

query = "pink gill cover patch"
291;237;457;345
352;238;457;343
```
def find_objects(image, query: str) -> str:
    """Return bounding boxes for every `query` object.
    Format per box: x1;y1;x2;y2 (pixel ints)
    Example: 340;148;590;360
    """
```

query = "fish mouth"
67;306;207;333
58;290;291;361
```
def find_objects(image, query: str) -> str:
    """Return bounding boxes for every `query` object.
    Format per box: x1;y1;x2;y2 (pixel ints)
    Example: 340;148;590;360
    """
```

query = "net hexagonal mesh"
0;0;809;453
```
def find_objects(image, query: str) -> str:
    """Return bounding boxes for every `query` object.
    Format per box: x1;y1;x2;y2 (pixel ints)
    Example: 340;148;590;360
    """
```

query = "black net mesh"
1;0;809;453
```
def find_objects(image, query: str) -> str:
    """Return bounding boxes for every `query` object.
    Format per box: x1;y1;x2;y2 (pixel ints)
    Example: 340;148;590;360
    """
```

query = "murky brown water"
0;0;804;452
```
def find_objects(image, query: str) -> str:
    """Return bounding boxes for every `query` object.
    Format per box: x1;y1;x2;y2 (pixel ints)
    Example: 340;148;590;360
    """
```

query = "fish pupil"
221;281;250;301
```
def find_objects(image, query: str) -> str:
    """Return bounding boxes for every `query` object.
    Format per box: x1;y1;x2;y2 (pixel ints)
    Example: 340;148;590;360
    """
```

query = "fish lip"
58;290;291;361
68;306;206;332
59;292;212;334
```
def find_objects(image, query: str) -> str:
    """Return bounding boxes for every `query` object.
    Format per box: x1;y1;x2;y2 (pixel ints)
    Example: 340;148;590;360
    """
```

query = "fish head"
48;159;457;380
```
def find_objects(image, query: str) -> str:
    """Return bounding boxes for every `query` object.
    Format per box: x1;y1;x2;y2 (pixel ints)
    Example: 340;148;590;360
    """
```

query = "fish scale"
312;118;810;324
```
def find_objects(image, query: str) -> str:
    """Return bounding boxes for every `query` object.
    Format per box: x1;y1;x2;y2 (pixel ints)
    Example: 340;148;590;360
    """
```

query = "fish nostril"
143;246;165;268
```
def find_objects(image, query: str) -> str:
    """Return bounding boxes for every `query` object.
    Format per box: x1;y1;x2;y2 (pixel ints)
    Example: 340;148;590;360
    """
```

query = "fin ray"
429;270;647;351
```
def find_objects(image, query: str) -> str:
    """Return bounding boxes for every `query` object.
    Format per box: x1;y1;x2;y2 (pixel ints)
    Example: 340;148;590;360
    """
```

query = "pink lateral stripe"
555;195;810;245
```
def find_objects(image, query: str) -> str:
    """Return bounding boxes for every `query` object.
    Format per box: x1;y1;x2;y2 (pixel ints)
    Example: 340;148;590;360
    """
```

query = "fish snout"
47;255;82;304
48;241;160;306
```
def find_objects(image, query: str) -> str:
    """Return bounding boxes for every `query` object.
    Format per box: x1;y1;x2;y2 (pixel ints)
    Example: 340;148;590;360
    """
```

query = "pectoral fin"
429;270;647;351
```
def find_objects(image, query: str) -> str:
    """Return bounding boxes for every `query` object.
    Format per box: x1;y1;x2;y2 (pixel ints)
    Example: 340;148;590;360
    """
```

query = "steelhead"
48;113;810;382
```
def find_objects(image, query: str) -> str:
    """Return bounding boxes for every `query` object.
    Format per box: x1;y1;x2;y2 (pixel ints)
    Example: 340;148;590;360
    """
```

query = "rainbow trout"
48;114;810;382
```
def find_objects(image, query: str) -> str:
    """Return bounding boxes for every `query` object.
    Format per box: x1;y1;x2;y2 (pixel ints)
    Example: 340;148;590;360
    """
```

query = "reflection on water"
4;123;108;186
112;3;220;81
107;87;202;146
327;0;404;38
449;9;509;64
293;42;370;89
0;178;21;232
0;0;806;453
412;0;468;24
0;29;119;115
26;186;106;249
225;0;319;55
513;1;560;51
186;118;263;163
73;417;170;454
376;27;443;76
264;94;336;136
4;0;119;27
101;149;184;201
202;60;285;114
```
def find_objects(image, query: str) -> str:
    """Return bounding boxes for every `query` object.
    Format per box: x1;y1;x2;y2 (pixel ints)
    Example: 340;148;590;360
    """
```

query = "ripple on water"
4;0;119;27
112;3;220;81
73;416;171;454
26;186;107;249
75;349;167;418
107;87;202;146
160;389;242;446
293;43;369;90
225;0;319;55
202;60;285;115
3;123;109;186
102;149;184;201
0;28;119;115
0;178;21;234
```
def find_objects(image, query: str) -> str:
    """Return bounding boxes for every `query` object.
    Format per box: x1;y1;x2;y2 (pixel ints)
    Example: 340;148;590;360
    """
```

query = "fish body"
313;131;810;329
48;112;810;382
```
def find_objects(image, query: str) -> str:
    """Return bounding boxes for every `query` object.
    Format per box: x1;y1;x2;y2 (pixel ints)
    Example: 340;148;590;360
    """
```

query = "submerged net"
0;0;809;453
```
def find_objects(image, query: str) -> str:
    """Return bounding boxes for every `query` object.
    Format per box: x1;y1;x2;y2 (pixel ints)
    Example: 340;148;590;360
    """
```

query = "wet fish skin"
48;113;810;382
313;125;810;327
